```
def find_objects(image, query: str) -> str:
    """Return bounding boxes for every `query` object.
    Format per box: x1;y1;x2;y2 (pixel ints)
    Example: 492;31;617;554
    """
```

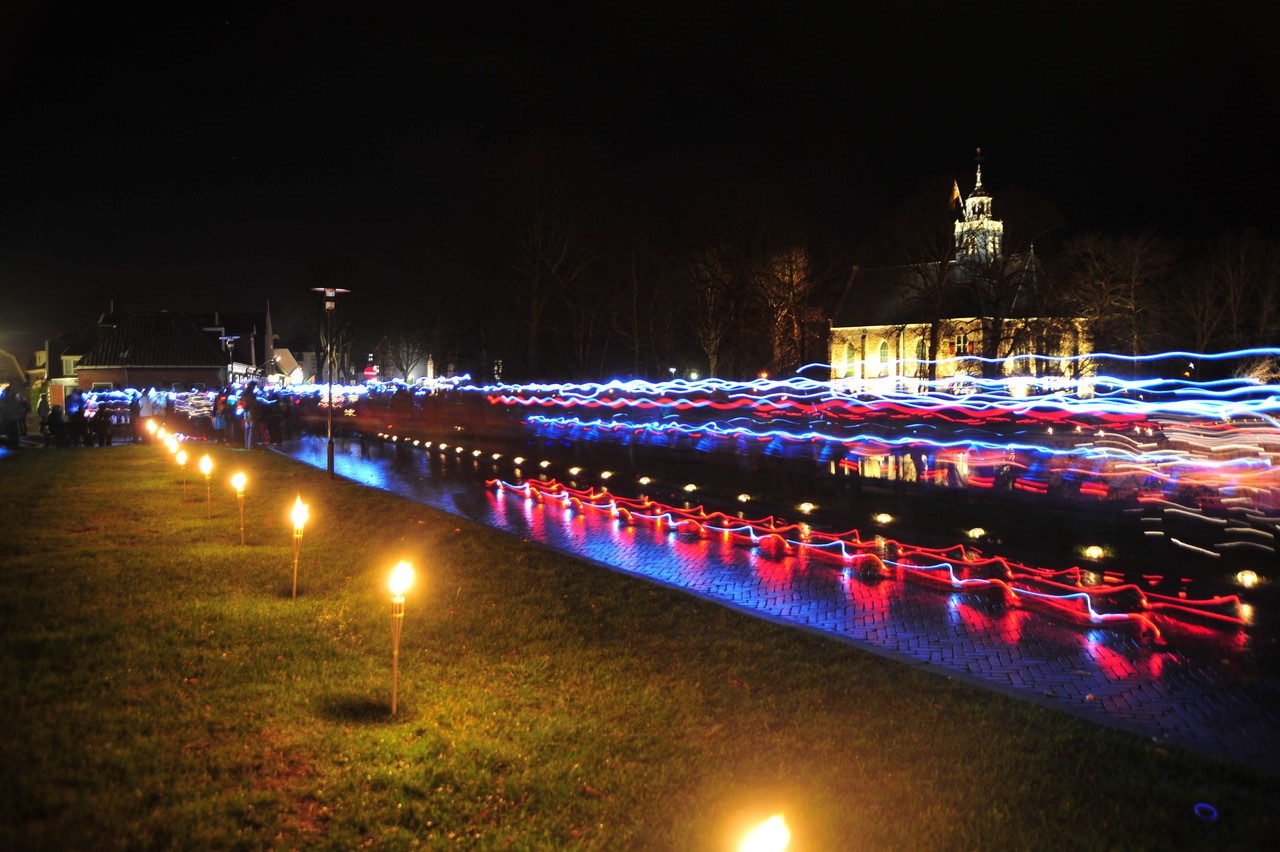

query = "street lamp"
312;286;350;479
290;495;309;599
199;454;213;517
231;471;247;545
388;560;415;717
176;449;188;501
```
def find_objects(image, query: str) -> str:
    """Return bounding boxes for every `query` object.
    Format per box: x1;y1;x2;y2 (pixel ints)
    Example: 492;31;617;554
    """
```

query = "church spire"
955;148;1002;265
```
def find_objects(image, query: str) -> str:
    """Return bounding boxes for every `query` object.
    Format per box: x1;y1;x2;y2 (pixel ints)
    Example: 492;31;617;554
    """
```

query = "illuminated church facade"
828;157;1092;393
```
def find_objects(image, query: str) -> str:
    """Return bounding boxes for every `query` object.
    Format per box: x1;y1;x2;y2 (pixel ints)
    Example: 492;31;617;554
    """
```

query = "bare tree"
685;245;736;377
1161;229;1280;353
1064;230;1174;361
755;247;815;376
606;233;676;378
507;184;593;378
375;326;429;381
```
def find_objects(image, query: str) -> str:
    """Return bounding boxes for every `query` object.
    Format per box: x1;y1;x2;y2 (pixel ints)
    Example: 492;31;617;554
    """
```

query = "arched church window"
878;340;890;377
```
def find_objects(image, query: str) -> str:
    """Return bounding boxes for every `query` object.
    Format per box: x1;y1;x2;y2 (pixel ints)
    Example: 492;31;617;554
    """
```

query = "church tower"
954;149;1003;267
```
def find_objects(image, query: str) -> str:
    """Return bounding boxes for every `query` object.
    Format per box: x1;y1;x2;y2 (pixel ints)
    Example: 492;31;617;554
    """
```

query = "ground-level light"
290;496;309;599
389;561;416;717
231;472;247;545
176;449;189;500
739;814;790;852
199;454;214;518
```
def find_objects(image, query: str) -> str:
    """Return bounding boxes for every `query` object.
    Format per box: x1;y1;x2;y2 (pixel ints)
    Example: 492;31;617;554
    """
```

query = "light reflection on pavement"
280;435;1280;775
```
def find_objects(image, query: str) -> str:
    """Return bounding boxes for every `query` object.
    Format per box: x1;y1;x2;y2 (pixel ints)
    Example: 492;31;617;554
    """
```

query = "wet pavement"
280;435;1280;776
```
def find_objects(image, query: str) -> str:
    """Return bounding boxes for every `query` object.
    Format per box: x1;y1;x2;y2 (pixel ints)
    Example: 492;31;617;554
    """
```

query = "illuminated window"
878;340;890;377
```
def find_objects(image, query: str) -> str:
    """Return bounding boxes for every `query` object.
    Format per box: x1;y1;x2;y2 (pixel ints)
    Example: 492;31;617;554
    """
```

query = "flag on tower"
949;179;962;208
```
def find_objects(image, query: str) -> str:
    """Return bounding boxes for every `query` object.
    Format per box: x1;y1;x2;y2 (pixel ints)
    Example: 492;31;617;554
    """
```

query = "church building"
828;155;1092;393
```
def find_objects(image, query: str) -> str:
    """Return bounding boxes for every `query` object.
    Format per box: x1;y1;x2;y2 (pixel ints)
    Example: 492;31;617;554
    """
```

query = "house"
829;156;1092;393
27;332;99;406
74;311;228;392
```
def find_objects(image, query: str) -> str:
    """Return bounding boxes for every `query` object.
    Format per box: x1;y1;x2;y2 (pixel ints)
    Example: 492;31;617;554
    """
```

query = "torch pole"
292;528;303;599
391;596;405;716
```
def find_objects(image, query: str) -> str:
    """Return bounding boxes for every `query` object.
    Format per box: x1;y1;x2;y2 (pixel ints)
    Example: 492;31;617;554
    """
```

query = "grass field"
1;443;1277;849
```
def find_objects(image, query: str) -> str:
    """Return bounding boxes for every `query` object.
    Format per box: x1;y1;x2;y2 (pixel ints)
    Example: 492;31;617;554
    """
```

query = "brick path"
281;436;1280;776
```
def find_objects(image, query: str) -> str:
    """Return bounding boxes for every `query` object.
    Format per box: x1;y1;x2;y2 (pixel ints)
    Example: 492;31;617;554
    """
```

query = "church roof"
830;265;976;328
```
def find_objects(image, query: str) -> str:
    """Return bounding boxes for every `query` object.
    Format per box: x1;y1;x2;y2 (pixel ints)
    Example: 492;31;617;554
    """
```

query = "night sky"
1;2;1276;358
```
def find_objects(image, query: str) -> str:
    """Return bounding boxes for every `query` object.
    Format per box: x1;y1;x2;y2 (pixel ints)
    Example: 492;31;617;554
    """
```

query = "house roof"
77;311;227;369
0;348;25;386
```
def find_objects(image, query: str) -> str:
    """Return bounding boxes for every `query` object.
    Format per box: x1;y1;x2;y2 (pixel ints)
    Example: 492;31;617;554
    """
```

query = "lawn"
1;444;1276;849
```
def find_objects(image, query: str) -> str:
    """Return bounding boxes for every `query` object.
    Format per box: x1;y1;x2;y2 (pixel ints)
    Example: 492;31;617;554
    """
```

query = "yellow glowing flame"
290;495;309;530
683;483;697;492
638;476;651;485
539;460;551;468
797;502;815;514
514;456;525;465
175;450;188;466
156;427;167;440
568;467;582;476
967;527;986;539
145;420;157;434
389;561;415;597
1084;545;1105;560
873;513;893;524
1236;570;1259;589
230;472;247;494
740;815;790;852
198;455;212;476
600;470;612;479
737;493;752;503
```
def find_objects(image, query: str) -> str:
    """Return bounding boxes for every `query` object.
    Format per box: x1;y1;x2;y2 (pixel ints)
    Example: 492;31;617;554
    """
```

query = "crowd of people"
0;382;314;450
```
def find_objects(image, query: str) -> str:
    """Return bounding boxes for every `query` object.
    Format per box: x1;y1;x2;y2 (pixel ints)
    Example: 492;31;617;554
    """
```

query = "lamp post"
290;495;309;599
231;471;247;545
388;560;415;717
312;286;350;479
176;449;188;501
199;454;213;517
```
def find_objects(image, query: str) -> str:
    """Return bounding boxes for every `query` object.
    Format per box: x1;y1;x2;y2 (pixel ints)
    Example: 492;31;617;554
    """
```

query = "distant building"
193;306;276;384
74;311;227;391
27;332;99;406
829;156;1092;391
